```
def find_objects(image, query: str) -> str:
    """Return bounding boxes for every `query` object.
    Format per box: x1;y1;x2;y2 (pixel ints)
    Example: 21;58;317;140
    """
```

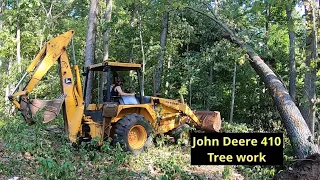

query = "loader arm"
8;30;84;142
155;98;221;132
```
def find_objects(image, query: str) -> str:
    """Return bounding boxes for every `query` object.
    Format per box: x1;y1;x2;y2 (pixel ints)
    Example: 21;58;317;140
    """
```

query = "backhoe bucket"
20;97;65;124
195;111;221;132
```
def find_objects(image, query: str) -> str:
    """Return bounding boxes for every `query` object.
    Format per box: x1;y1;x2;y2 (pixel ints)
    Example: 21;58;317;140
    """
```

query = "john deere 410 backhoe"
8;30;221;154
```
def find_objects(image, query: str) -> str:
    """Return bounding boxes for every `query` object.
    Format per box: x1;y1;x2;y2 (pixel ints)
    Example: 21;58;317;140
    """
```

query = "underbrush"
221;121;295;180
0;111;296;180
0;114;208;180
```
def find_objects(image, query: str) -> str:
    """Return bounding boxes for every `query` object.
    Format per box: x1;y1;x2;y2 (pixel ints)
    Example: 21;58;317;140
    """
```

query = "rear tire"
113;113;153;154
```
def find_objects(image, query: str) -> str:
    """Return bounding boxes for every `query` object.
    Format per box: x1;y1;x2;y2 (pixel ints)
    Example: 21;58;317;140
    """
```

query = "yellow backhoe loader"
8;30;221;154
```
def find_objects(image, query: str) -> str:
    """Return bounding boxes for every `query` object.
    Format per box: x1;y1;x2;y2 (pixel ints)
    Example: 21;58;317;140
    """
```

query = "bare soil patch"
273;153;320;180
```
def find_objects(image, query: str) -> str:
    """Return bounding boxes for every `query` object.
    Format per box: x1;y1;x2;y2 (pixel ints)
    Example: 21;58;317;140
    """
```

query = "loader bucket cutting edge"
20;98;65;124
195;111;221;132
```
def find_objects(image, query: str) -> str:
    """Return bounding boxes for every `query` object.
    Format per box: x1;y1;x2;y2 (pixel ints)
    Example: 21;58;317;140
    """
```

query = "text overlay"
190;133;283;165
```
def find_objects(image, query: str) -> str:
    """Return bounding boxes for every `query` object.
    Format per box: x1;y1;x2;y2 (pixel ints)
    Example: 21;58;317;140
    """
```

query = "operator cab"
84;61;151;105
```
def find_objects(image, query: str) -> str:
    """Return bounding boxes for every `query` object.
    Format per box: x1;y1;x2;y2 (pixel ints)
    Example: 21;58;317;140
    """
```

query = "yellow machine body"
8;30;221;152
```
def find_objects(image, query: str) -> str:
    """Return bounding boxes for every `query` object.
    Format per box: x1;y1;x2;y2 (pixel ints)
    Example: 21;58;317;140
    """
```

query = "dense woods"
1;0;320;179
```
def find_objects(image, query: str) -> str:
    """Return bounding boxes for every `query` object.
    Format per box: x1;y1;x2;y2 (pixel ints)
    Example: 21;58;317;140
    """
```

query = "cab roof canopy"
88;61;142;71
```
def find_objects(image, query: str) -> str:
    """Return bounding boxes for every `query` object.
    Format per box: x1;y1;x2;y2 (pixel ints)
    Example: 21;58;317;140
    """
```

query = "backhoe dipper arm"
8;30;85;142
9;30;76;102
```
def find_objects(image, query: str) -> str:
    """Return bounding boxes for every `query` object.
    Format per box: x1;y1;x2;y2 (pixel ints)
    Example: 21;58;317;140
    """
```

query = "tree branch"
202;1;218;18
186;5;319;158
186;6;241;45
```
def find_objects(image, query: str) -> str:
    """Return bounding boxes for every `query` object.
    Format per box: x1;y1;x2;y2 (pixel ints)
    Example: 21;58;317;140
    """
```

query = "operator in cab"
111;78;135;97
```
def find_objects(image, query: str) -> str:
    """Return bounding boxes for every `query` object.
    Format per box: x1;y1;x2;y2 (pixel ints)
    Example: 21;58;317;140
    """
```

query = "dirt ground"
273;153;320;180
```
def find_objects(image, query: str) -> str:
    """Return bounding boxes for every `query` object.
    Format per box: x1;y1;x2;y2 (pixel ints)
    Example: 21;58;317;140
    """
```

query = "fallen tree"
187;6;319;159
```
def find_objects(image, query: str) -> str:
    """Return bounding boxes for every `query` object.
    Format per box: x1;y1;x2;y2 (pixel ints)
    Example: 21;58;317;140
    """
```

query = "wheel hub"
128;125;147;150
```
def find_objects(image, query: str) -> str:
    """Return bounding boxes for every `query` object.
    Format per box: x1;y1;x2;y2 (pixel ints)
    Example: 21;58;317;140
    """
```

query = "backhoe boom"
8;30;84;142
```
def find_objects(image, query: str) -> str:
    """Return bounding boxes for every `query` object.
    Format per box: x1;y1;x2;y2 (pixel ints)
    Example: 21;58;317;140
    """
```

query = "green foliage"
1;0;319;179
221;122;295;180
0;116;227;179
0;0;313;131
37;157;75;180
221;121;252;133
238;165;277;180
222;166;232;180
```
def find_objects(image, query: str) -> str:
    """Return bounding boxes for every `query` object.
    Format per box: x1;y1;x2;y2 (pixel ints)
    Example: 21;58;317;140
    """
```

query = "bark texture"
229;61;237;123
103;0;112;61
99;0;112;103
138;12;145;96
16;0;21;90
0;0;4;14
301;0;317;136
189;6;319;158
84;0;99;105
129;3;138;92
154;11;169;96
286;0;297;102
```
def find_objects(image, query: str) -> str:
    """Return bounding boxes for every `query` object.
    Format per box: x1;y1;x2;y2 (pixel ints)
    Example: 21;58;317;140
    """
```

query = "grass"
0;114;244;180
0;112;291;180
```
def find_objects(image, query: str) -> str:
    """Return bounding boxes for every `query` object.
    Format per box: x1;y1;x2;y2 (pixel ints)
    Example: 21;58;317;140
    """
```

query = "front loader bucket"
195;111;221;132
20;96;65;124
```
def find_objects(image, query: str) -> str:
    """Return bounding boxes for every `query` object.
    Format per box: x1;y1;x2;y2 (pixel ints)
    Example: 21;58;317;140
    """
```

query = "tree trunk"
214;0;218;16
99;0;112;103
258;0;270;106
0;0;5;29
229;61;237;123
84;0;99;105
164;54;172;96
0;0;4;13
129;4;138;92
129;46;134;92
16;0;21;90
187;29;191;106
265;0;270;40
154;11;169;96
5;61;15;114
189;7;319;158
210;66;214;83
301;0;317;136
103;0;112;61
5;62;11;110
189;82;192;106
286;0;297;103
207;65;214;110
138;13;145;97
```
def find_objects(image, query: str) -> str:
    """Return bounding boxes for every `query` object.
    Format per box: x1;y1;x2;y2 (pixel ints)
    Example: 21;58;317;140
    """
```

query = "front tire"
113;113;153;154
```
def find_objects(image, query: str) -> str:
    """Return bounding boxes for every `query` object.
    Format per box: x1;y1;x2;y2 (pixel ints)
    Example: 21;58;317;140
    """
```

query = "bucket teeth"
195;111;221;132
